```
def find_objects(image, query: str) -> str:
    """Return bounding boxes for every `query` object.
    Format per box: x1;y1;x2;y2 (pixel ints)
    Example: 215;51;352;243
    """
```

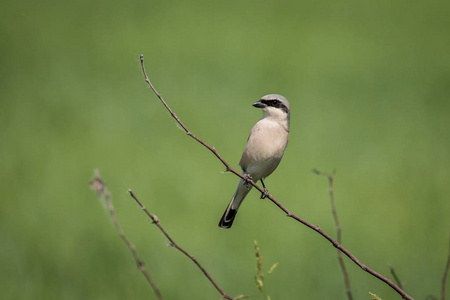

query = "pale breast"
239;118;289;180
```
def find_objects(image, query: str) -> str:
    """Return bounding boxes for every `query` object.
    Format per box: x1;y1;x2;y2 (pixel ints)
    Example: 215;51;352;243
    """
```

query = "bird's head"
253;94;290;121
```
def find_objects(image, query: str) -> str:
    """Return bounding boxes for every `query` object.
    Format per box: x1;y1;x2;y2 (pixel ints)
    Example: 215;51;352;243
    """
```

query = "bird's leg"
259;179;269;199
243;173;253;190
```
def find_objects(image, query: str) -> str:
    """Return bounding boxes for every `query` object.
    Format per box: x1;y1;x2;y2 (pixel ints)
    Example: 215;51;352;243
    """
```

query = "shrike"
219;94;290;229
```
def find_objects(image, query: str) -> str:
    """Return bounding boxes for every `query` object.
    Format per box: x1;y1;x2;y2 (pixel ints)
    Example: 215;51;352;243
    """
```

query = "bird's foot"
243;174;253;189
260;188;269;199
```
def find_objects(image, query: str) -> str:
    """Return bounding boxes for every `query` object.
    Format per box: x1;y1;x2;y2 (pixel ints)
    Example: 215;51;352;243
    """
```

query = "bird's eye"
261;99;281;107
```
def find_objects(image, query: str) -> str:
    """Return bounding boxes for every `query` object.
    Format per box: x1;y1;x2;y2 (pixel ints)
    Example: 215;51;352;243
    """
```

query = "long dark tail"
218;179;252;229
218;206;238;228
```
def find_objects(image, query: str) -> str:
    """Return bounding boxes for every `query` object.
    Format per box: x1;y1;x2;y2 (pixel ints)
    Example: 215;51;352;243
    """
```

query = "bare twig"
313;169;353;300
442;234;450;300
139;54;415;300
89;169;163;300
128;189;234;300
388;265;404;291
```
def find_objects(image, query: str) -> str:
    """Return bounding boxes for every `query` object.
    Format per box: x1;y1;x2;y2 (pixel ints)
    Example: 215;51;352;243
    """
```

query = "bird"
218;94;290;229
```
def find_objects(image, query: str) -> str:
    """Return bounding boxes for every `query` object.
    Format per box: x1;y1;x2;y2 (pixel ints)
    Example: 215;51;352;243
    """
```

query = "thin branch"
313;169;353;300
388;265;404;291
128;189;234;300
139;54;415;300
89;169;164;300
442;234;450;300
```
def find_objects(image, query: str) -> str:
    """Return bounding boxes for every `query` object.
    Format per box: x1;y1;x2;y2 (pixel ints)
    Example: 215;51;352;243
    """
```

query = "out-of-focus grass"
1;0;449;299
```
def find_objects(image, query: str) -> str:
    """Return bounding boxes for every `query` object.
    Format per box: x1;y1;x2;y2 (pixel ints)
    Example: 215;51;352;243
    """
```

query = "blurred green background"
1;0;449;299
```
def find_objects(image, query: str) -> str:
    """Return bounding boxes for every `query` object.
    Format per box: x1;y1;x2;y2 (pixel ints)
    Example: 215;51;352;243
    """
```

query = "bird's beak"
252;101;267;108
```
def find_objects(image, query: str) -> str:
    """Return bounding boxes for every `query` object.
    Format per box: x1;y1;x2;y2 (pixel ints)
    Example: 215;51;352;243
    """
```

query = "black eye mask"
261;99;289;114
